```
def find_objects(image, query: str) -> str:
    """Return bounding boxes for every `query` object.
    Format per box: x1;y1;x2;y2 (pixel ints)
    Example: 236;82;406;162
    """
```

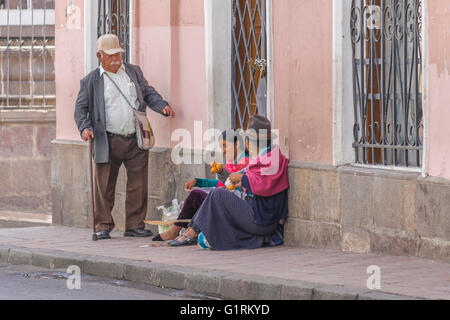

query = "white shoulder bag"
105;73;155;150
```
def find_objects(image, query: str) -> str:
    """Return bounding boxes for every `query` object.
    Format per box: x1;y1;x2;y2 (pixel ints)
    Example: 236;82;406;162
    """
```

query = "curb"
0;245;425;300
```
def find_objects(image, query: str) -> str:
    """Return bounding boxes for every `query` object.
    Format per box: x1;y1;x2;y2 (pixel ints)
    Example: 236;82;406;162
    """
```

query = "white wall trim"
204;0;232;132
332;0;354;166
350;163;422;174
129;0;134;64
84;0;98;75
332;0;343;166
421;0;429;178
204;0;215;131
266;0;275;127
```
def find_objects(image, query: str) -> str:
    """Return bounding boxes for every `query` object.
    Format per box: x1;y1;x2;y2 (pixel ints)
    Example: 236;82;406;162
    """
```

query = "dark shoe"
152;234;164;242
168;234;198;247
124;228;153;238
93;230;111;241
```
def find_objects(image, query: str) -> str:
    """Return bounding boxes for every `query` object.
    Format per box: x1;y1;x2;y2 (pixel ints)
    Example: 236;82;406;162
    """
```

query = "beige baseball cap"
97;34;125;55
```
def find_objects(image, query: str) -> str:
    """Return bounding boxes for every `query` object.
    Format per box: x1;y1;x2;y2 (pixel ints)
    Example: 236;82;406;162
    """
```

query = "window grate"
97;0;130;63
232;0;267;130
351;0;423;168
0;0;55;110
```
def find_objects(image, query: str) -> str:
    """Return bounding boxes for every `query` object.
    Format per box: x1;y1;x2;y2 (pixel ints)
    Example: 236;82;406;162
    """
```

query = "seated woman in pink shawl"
171;116;289;250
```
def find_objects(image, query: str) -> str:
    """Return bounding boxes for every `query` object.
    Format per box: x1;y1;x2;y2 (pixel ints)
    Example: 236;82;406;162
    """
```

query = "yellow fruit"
211;167;218;174
216;164;223;171
229;184;235;191
211;161;217;168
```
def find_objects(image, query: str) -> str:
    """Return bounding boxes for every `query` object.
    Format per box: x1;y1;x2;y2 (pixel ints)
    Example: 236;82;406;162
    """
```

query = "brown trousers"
94;133;149;232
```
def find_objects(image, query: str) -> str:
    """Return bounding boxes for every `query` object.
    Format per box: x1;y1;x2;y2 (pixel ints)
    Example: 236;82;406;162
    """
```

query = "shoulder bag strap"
104;72;137;112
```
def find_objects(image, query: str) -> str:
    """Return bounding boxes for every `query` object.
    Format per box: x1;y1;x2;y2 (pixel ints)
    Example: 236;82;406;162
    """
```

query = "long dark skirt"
192;189;278;250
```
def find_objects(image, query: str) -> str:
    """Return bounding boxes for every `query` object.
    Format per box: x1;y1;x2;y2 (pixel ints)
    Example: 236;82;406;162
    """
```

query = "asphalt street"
0;263;203;300
0;219;202;300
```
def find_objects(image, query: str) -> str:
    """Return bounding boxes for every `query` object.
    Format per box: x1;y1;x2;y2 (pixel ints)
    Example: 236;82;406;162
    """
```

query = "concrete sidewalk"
0;226;449;300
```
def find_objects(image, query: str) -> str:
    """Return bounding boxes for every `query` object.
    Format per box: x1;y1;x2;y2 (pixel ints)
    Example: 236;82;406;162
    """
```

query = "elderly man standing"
74;34;175;240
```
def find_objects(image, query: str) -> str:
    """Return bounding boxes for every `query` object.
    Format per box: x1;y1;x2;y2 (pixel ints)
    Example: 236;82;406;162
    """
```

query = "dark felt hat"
245;115;276;141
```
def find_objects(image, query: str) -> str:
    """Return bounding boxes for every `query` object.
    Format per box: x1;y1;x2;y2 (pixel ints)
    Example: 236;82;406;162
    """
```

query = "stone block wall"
52;141;211;234
52;142;450;261
285;162;450;261
0;111;55;213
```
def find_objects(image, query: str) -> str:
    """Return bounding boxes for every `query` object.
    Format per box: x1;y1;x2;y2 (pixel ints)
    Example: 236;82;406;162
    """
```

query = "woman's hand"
185;179;197;191
229;173;243;188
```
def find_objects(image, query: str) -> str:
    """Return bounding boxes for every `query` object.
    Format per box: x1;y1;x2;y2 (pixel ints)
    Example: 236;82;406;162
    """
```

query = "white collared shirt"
100;63;140;136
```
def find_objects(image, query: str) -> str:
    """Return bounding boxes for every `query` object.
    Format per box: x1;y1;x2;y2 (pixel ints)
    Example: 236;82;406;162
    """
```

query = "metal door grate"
351;0;423;167
97;0;130;63
0;0;55;110
232;0;267;130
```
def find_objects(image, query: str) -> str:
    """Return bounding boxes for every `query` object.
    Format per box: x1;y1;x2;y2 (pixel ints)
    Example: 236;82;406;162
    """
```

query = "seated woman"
170;115;289;250
152;129;249;242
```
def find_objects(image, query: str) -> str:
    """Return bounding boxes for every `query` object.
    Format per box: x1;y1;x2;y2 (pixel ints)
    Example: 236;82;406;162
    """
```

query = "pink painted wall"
56;0;450;181
134;0;207;149
55;0;85;141
168;0;207;149
133;0;172;147
272;0;333;164
56;0;207;149
427;0;450;180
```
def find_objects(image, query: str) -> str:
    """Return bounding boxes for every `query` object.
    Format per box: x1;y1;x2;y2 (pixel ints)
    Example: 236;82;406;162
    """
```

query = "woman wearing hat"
171;115;289;250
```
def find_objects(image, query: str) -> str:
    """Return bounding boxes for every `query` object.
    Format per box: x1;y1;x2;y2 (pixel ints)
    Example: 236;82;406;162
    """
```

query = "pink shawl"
245;147;289;197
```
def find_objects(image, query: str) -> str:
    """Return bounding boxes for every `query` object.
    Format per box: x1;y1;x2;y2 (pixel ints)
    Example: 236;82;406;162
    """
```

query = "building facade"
52;0;450;260
0;0;55;213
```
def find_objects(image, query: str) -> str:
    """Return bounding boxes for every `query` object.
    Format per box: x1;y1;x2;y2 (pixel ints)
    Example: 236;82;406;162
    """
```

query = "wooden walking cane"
89;137;98;241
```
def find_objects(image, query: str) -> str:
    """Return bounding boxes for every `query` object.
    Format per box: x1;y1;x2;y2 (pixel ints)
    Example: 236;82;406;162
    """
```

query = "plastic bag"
157;199;184;234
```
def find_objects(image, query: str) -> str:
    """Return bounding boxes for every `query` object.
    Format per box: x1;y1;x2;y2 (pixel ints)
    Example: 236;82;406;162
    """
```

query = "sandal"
168;232;198;247
152;234;164;242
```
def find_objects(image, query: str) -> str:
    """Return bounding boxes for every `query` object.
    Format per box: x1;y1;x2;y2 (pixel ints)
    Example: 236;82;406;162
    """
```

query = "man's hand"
185;179;197;191
82;129;95;141
162;106;175;118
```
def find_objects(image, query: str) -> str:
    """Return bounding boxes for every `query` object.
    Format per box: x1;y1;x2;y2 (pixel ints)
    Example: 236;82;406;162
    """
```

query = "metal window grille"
232;0;267;130
351;0;423;168
0;0;55;110
97;0;130;63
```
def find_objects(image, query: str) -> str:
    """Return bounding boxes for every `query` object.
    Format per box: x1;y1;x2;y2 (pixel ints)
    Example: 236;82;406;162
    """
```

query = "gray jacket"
74;63;169;164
